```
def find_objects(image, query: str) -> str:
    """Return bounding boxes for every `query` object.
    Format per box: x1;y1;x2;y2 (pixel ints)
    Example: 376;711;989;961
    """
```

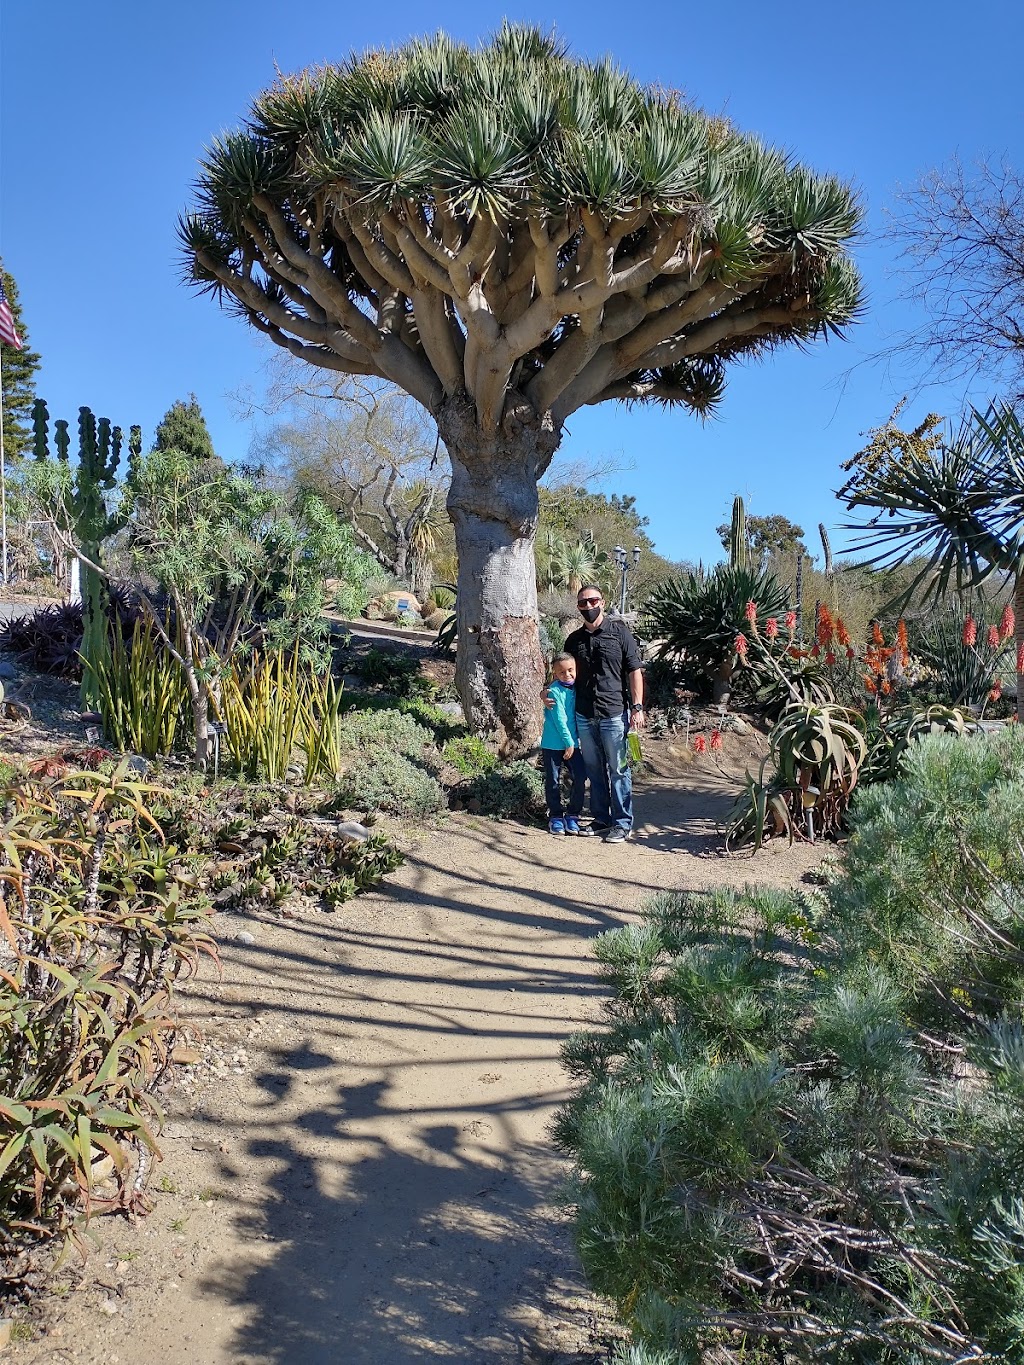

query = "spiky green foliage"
646;563;790;702
843;401;1024;719
558;727;1024;1363
179;25;862;431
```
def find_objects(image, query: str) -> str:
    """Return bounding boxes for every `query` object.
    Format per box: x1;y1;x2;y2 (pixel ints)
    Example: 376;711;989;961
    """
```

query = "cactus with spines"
30;398;139;706
728;495;748;571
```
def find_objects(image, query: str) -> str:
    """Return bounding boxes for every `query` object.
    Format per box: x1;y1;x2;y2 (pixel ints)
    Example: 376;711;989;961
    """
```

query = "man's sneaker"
548;819;566;836
565;817;591;836
603;826;629;843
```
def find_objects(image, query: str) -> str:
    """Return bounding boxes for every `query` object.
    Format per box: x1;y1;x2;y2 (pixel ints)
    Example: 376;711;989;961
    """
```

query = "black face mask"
579;605;601;623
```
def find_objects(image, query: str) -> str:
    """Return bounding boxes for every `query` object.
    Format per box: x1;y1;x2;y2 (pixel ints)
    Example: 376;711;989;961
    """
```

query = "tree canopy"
1;265;41;460
179;23;863;750
181;24;862;435
153;395;218;461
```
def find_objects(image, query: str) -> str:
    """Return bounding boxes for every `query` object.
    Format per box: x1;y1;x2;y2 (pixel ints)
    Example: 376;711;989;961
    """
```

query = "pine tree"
152;394;217;461
1;265;42;460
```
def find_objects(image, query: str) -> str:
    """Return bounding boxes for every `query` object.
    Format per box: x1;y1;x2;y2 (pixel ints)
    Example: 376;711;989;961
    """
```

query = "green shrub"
338;707;434;759
342;692;467;744
334;752;444;817
355;647;435;698
463;760;545;819
441;734;498;777
558;727;1024;1364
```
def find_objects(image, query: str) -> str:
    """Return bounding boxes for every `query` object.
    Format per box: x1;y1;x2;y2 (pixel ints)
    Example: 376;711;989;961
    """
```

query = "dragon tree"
180;25;862;751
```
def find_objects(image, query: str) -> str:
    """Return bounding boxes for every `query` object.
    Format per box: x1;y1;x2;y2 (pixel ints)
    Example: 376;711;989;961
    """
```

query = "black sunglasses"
578;597;602;606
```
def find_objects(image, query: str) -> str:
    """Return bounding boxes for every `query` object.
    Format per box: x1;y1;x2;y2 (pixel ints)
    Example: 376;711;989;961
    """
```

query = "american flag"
0;277;22;350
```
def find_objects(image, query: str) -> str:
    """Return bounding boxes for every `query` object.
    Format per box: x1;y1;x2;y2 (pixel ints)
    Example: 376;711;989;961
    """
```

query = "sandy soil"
11;739;829;1365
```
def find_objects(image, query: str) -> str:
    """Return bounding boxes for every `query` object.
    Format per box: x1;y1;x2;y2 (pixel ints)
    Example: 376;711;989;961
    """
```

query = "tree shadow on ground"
198;1048;606;1364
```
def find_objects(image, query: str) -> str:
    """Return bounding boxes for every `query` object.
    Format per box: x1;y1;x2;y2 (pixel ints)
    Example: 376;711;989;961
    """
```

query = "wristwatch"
630;703;644;713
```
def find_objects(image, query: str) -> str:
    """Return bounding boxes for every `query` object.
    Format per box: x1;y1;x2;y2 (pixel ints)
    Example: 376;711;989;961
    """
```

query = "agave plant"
727;702;867;851
179;24;862;751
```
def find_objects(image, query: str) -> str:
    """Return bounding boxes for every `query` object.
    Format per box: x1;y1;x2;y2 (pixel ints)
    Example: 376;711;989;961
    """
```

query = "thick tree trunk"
440;402;558;756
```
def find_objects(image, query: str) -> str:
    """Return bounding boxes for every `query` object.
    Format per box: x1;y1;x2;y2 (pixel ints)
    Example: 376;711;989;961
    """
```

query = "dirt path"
18;756;826;1364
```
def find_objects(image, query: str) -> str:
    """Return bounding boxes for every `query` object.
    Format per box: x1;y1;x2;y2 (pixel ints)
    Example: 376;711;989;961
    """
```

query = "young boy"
540;653;590;836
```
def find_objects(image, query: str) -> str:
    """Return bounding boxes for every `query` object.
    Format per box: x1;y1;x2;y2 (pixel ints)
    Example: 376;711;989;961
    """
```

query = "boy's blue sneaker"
564;817;590;836
548;819;566;836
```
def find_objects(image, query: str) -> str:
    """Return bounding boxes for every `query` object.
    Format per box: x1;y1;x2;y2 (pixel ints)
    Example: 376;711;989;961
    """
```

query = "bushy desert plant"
337;707;433;760
355;647;434;699
340;692;467;745
558;726;1024;1364
441;734;498;778
334;753;444;818
0;760;215;1251
462;760;546;820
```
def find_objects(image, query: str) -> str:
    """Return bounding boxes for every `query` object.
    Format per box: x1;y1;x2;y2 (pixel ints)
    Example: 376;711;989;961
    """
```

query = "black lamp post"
614;544;641;612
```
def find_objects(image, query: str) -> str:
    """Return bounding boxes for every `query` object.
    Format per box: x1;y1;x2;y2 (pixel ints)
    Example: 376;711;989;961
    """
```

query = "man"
562;585;645;843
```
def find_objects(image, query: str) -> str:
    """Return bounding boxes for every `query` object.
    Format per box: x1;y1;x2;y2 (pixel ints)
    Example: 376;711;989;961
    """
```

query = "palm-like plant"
180;24;862;752
540;531;608;594
647;563;791;703
843;402;1024;717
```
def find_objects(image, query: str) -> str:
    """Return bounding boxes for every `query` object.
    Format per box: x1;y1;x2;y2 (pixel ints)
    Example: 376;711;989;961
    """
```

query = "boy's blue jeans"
541;748;587;819
577;712;632;831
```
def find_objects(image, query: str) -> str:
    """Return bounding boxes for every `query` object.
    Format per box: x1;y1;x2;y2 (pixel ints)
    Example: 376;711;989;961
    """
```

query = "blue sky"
2;0;1022;565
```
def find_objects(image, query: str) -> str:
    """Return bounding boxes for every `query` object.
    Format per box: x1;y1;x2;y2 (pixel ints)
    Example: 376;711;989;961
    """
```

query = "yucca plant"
180;24;862;752
647;563;791;703
217;650;307;782
85;615;190;757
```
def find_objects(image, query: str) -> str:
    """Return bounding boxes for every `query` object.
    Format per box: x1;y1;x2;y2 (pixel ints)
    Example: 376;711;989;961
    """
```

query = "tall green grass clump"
556;727;1024;1364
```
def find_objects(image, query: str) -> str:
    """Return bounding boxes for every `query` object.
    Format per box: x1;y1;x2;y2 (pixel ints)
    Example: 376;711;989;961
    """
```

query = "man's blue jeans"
577;712;632;831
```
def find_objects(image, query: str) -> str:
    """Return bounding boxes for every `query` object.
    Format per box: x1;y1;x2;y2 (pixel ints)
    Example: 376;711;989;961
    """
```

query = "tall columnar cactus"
728;496;748;571
31;399;140;706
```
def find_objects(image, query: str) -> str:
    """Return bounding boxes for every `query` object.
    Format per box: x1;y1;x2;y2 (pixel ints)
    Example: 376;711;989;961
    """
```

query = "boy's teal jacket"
541;680;578;750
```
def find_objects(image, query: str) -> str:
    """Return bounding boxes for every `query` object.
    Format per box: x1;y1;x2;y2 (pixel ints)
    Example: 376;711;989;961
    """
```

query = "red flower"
735;633;748;658
864;675;877;694
1018;642;1024;674
765;617;779;639
785;611;797;634
693;733;707;754
846;646;855;660
709;728;723;752
836;618;851;647
872;622;884;647
744;599;757;623
987;624;1001;649
810;643;820;658
825;651;836;667
989;682;1003;701
963;616;977;647
816;605;834;648
1000;603;1015;641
